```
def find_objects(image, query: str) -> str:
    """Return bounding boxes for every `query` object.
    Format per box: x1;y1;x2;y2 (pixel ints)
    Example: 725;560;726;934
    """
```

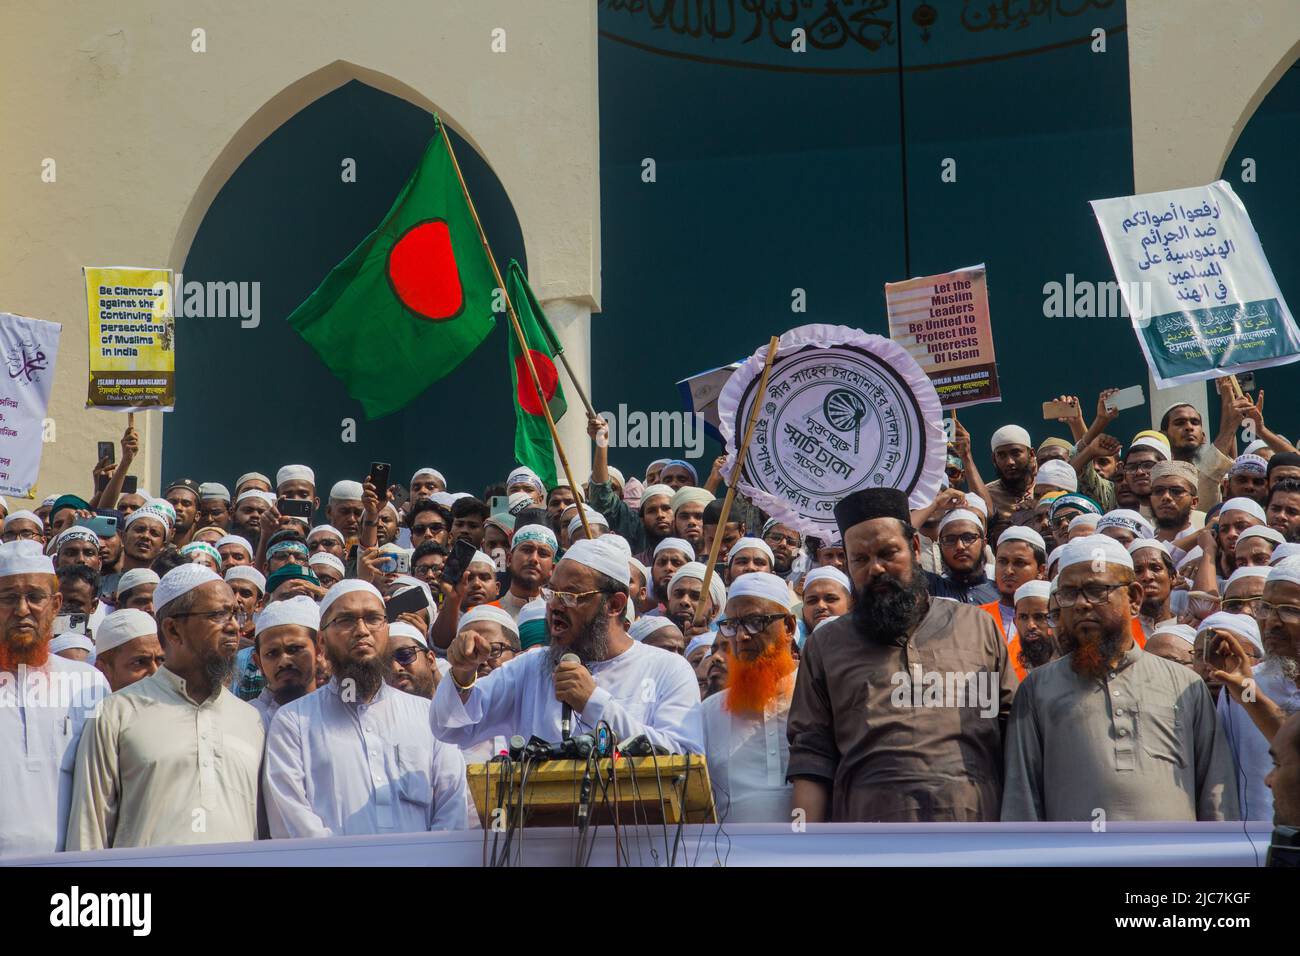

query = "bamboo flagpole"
692;335;781;628
437;118;593;539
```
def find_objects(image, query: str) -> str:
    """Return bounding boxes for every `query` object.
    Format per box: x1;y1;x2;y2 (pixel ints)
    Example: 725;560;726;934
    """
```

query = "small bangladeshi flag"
287;118;497;419
506;260;566;488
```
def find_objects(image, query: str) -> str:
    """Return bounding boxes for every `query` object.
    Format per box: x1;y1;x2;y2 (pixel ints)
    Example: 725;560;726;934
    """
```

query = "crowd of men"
2;381;1299;859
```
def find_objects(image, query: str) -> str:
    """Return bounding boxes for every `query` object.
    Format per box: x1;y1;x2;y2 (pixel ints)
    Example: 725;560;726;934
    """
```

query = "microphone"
558;651;580;740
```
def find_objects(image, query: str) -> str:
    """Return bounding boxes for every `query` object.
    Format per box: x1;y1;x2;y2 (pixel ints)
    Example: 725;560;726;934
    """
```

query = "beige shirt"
1002;644;1239;822
67;666;264;850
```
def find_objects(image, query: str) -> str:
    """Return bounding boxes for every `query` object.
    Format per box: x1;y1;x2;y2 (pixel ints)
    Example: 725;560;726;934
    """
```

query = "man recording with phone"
431;537;703;755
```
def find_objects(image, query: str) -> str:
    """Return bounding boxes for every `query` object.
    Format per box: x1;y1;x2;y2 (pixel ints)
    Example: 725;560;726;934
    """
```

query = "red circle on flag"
386;219;464;321
516;351;558;415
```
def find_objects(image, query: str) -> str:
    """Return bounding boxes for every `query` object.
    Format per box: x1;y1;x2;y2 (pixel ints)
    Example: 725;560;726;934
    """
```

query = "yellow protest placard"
84;266;175;410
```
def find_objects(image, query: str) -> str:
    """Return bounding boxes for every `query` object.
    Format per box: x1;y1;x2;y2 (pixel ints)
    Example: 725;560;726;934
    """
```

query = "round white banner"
718;324;946;538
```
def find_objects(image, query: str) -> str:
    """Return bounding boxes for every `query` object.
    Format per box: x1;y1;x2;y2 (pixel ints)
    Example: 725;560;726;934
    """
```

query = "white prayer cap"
937;509;982;533
306;524;345;544
963;494;989;519
506;492;534;514
561;538;632;587
216;534;253;555
1035;459;1077;492
1236;525;1284;549
276;465;315;489
1219;496;1267;524
1047;544;1067;573
381;501;400;519
468;549;496;570
458;604;519;637
53;526;99;551
3;510;41;530
1067;513;1101;532
803;565;852;593
1055;533;1134;572
389;620;428;649
225;565;266;593
813;615;840;633
1197;610;1263;653
0;540;54;578
507;466;545;493
726;571;793;610
726;536;774;567
996;526;1046;553
668;561;726;614
518;599;547;627
40;494;59;508
236;489;276;506
318;579;383;621
154;563;223;613
308;552;345;576
1244;439;1269;456
653;537;695;560
1127;538;1171;558
1130;433;1171;459
1266;556;1300;588
449;493;472;502
990;425;1032;451
608;466;625;487
513;524;558;553
116;568;160;596
123;508;169;531
235;472;271;490
1226;566;1272;589
671;487;714;512
1097;509;1154;539
410;467;445;487
640;483;674;504
50;633;95;658
1271;543;1300;566
1150;622;1196;647
1013;580;1052;605
198;482;231;502
684;635;714;658
329;480;363;502
601;533;633;559
628;557;649;584
95;609;157;655
629;615;676;642
1175;546;1203;573
567;507;609;539
255;595;320;636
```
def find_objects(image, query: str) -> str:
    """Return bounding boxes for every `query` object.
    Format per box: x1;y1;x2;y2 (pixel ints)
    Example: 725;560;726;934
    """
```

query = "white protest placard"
717;324;946;538
0;313;61;497
1090;180;1300;387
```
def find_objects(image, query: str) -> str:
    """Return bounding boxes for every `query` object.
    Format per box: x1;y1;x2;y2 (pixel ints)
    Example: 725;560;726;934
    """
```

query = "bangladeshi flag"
506;260;566;487
287;118;497;419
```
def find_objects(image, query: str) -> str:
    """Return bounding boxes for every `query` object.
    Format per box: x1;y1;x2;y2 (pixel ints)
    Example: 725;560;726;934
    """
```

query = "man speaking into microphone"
431;538;703;754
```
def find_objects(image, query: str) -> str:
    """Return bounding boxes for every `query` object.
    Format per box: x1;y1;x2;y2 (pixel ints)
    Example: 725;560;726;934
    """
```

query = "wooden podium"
467;754;715;827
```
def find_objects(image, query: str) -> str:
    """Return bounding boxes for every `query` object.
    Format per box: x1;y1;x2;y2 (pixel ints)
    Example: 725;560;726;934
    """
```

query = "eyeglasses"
1221;596;1262;612
392;646;425;666
1258;602;1300;625
1055;583;1127;607
1124;460;1158;473
412;523;445;536
487;642;515;660
325;611;387;631
0;589;53;608
172;605;239;625
413;563;442;578
717;613;788;637
1;530;42;542
939;532;983;548
1150;485;1190;499
541;587;603;608
763;532;801;548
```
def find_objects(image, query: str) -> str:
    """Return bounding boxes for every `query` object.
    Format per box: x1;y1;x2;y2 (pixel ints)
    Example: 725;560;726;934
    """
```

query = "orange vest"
982;602;1145;682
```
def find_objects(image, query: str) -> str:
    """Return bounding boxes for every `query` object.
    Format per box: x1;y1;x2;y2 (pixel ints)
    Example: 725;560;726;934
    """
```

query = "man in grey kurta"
1001;533;1238;822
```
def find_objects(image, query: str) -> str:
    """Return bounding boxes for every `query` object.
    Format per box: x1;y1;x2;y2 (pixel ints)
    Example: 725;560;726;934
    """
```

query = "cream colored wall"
1127;0;1300;425
0;0;599;501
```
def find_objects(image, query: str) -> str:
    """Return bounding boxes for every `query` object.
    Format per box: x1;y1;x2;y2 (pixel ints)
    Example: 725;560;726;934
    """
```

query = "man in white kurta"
432;538;703;754
67;565;265;849
263;580;469;836
0;541;109;858
701;573;798;822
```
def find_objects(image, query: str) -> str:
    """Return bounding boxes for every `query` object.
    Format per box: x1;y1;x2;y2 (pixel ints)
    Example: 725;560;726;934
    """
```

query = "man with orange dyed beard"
0;541;109;858
701;572;798;822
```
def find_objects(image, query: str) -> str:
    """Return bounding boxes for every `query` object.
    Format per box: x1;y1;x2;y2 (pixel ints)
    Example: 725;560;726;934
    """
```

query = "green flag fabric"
287;118;497;419
506;260;567;487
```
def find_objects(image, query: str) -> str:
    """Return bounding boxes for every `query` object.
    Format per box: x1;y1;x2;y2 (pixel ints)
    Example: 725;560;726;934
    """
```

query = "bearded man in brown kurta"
787;488;1018;822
